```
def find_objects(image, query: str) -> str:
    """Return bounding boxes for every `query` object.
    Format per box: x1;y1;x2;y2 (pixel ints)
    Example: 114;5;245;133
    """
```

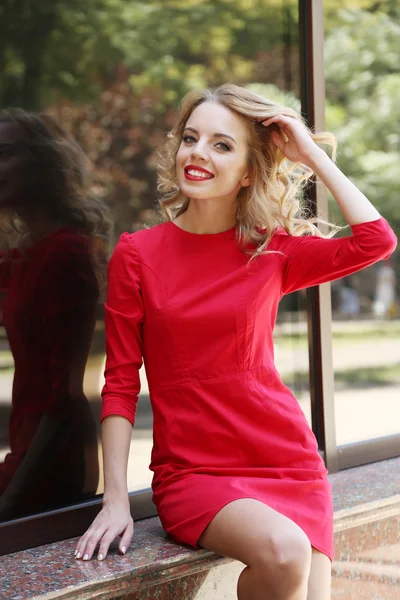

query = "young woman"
75;84;397;600
0;110;110;520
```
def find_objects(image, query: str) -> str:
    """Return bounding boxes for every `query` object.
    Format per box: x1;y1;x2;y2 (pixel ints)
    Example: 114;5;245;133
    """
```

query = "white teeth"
187;169;213;179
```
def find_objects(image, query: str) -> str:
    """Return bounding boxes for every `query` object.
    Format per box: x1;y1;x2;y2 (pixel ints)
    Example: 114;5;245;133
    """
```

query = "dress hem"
162;494;334;563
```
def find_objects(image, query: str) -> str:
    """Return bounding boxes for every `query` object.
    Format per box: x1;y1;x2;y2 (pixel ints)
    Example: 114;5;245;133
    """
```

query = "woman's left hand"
260;115;322;167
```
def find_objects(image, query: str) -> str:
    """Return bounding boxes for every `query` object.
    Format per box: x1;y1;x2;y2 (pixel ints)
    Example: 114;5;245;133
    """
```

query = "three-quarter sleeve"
100;233;144;426
281;217;397;295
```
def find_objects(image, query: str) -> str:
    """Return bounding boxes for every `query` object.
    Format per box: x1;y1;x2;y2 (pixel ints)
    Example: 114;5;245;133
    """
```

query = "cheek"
176;145;187;168
218;157;248;184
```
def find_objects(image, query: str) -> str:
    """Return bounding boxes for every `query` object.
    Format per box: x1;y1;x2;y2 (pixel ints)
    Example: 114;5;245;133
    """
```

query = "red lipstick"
184;165;214;181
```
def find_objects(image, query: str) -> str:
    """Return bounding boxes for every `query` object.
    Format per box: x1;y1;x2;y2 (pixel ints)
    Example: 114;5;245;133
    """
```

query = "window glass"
0;0;310;522
324;2;400;446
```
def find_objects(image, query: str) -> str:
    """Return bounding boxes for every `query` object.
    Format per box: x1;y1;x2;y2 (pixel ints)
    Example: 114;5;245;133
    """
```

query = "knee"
255;531;312;591
272;531;312;578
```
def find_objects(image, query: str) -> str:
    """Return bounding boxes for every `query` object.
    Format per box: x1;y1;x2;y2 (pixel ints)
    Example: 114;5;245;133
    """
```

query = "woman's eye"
182;135;196;144
215;142;231;151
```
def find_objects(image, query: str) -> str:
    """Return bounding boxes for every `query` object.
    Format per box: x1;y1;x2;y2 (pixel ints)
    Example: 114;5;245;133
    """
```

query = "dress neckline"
167;220;237;238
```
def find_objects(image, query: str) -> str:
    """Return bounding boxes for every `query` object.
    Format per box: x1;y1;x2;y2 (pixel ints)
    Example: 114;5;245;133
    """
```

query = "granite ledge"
0;518;229;600
1;456;399;600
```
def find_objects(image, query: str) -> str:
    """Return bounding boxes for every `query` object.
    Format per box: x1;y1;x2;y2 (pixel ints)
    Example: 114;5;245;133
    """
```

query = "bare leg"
307;548;331;600
198;498;312;600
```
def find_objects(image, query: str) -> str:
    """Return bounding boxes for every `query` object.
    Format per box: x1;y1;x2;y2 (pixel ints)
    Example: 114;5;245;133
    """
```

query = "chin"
179;187;204;201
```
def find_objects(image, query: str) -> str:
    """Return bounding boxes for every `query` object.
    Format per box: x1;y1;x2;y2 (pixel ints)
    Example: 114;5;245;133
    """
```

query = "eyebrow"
184;127;237;145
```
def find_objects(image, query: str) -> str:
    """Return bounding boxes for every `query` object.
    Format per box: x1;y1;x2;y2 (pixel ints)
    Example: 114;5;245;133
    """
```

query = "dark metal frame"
339;435;400;470
299;0;400;473
299;0;338;473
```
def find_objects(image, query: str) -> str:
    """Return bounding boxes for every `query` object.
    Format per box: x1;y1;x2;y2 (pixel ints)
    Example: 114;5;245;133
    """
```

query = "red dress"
0;229;99;517
101;217;397;560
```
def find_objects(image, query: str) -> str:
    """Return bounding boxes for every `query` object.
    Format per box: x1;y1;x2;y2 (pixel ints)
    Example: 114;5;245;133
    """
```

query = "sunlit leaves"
325;7;400;232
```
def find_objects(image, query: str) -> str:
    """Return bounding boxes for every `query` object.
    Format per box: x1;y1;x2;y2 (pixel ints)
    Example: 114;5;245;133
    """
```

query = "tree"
324;8;400;235
0;0;299;110
1;0;300;237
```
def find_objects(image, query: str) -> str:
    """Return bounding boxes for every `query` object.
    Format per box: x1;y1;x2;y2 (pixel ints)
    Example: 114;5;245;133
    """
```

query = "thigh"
198;498;311;566
307;548;331;600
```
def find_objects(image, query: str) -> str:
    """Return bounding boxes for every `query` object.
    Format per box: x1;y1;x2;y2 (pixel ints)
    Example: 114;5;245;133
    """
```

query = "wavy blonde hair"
158;84;339;257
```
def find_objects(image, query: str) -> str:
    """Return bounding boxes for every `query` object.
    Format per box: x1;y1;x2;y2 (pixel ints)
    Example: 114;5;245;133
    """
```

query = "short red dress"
100;217;397;560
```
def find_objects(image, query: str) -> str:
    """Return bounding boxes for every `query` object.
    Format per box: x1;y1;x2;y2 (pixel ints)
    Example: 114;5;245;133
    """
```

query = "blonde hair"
157;83;339;257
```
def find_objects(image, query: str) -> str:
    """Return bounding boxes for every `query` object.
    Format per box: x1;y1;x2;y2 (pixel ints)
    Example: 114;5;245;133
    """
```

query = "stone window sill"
1;457;399;600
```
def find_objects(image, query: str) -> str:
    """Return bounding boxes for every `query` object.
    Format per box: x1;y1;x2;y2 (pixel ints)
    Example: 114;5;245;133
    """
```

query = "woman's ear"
240;171;252;188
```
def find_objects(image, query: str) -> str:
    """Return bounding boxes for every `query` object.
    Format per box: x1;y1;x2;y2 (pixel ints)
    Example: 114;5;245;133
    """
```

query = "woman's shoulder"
267;226;291;247
123;221;167;242
265;226;314;258
116;222;169;259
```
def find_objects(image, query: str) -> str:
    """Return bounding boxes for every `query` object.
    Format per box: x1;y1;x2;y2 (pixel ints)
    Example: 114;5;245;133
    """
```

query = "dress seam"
127;234;167;288
149;364;273;392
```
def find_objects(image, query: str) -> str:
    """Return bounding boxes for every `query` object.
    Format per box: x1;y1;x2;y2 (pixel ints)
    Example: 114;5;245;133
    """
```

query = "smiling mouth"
184;166;214;181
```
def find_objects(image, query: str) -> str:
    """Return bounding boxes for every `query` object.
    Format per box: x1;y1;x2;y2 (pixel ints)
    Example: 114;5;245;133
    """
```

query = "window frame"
300;0;400;473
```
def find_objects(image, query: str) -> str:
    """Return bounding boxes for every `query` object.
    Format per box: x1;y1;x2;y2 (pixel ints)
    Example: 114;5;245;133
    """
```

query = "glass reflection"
0;0;308;522
325;3;400;448
0;111;110;521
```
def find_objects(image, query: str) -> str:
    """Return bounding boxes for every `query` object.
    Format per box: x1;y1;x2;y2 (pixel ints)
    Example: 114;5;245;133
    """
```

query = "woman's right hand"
75;499;134;561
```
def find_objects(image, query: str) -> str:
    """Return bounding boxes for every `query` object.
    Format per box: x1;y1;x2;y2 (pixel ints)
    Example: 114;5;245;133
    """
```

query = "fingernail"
98;554;104;561
83;554;89;561
120;546;127;555
74;550;77;556
76;552;81;559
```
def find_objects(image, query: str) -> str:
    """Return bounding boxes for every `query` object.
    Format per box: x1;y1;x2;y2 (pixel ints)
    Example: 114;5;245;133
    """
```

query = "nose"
190;141;208;162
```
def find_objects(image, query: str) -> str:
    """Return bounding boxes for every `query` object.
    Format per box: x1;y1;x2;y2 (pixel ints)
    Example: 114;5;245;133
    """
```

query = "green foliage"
1;0;300;236
1;0;399;240
0;0;299;110
325;8;400;234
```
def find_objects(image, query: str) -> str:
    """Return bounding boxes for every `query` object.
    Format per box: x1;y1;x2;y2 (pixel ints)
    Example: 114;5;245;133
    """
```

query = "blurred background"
0;0;398;520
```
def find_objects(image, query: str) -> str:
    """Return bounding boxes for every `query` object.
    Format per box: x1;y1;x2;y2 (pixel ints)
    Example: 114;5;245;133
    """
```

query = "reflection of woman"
77;85;397;599
0;110;110;520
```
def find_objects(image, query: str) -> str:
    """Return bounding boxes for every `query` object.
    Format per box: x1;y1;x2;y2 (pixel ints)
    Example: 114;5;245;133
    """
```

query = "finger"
260;114;292;127
118;520;134;556
261;121;291;143
260;118;276;127
281;131;290;143
75;530;92;558
77;526;107;561
75;512;104;557
75;524;101;558
80;531;104;561
97;530;118;561
269;131;287;152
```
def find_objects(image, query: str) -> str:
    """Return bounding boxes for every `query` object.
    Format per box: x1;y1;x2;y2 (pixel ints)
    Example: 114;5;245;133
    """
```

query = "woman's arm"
75;234;145;561
306;147;380;225
262;114;380;225
262;115;397;294
75;416;134;561
102;416;132;506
